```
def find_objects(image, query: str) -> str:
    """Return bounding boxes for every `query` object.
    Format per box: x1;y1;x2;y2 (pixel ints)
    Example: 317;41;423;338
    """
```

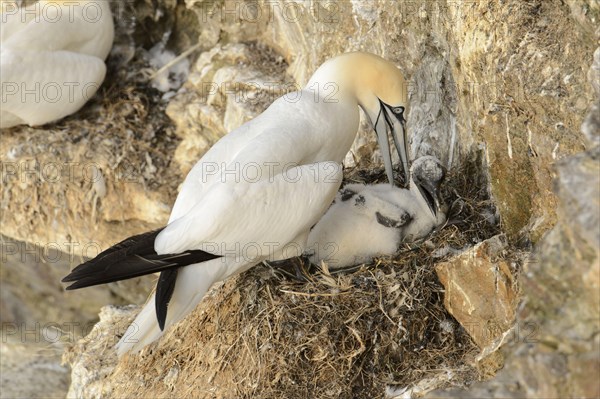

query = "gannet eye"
392;106;404;115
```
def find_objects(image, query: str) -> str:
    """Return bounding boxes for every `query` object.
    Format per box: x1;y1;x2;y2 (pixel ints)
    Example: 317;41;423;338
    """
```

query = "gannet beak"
393;117;410;184
373;100;410;187
416;179;442;217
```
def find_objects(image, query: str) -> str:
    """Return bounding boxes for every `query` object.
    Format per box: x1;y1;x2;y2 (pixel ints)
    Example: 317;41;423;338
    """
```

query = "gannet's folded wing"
0;49;106;128
155;162;344;257
164;96;317;224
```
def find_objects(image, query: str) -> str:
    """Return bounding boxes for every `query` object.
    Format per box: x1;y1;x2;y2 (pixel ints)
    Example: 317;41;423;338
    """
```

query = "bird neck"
305;55;356;104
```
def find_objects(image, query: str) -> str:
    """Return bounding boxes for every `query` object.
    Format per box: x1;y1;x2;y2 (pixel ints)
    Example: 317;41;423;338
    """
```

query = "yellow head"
307;52;410;186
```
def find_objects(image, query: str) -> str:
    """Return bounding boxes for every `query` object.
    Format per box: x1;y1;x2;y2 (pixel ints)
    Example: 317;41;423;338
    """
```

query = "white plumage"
307;156;447;269
1;0;114;128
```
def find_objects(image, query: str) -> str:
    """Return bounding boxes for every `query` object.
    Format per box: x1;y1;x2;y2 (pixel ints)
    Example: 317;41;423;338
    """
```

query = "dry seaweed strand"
101;154;503;399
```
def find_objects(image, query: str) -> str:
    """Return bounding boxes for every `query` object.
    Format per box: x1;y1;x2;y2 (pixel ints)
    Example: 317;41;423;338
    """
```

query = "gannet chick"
306;156;447;269
1;0;114;128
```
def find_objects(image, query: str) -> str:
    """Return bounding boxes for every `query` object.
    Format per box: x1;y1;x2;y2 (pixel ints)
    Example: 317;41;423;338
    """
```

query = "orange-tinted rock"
436;235;517;349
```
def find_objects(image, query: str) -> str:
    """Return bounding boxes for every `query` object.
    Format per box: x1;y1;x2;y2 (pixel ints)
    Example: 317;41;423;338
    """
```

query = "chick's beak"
417;179;442;217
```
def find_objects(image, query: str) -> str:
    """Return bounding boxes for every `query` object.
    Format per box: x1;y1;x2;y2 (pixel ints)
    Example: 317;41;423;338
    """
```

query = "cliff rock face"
426;122;600;399
435;235;518;350
1;0;598;398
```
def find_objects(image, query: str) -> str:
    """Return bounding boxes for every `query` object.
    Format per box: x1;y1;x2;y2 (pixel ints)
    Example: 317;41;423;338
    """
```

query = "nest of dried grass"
98;152;500;399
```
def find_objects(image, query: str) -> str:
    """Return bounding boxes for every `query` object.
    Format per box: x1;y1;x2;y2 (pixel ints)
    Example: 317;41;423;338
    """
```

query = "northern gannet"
1;0;114;128
306;156;447;269
62;52;410;356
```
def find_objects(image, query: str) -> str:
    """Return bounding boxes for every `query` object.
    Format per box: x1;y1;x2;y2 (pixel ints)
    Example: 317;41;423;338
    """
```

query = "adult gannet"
62;52;410;356
1;0;114;128
306;156;447;269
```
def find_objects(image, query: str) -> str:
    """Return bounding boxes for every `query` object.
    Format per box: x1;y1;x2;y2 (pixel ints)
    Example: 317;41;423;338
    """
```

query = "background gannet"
306;156;447;269
1;0;114;128
62;52;411;356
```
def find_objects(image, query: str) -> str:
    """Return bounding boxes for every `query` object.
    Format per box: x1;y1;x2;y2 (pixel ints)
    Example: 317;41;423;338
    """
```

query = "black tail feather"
62;228;221;290
155;268;179;331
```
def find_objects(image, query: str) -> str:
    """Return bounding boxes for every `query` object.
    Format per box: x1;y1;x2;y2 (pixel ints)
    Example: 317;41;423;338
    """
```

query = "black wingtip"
63;264;91;282
65;278;101;290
